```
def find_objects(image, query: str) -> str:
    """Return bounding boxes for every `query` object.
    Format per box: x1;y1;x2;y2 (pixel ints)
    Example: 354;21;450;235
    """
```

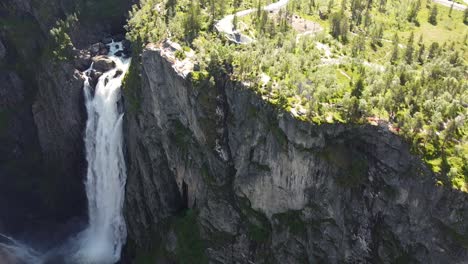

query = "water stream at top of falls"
0;41;131;264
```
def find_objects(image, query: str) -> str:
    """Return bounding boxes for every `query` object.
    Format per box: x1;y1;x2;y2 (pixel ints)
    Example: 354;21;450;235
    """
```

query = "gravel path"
215;0;290;44
432;0;466;10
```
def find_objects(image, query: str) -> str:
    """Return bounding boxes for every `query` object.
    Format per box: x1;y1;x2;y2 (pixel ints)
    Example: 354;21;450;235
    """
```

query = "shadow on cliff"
121;45;468;263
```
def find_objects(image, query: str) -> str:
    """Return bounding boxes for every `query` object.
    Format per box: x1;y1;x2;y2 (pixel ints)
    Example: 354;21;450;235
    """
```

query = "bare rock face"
92;55;116;72
0;69;46;235
0;72;24;108
123;48;468;264
32;60;87;221
0;39;6;61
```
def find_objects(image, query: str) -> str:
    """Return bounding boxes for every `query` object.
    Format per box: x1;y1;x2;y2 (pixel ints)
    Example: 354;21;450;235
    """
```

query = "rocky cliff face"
123;46;468;263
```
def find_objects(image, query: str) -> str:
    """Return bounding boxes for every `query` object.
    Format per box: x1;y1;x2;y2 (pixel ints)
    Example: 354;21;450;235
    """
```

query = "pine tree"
352;32;366;56
207;0;216;27
219;0;226;17
370;23;383;48
256;0;262;18
352;77;364;98
350;0;365;26
429;5;438;25
330;11;344;39
464;7;468;25
449;2;454;18
341;15;349;42
166;0;177;18
233;0;242;8
407;0;421;23
378;0;386;12
390;33;399;64
328;0;335;13
363;9;372;28
256;10;268;34
405;32;415;64
428;42;439;59
417;43;426;64
449;51;461;65
184;0;202;43
309;0;316;14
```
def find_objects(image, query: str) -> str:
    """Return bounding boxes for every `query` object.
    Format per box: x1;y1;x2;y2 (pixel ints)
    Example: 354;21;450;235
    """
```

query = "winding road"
215;0;290;44
432;0;466;10
215;0;465;45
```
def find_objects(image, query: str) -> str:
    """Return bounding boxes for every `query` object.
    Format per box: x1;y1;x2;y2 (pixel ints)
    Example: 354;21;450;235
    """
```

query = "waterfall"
73;41;131;264
0;41;130;264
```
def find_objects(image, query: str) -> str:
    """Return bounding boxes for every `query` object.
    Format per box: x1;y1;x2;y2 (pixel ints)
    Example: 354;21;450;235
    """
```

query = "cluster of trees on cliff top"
126;0;467;191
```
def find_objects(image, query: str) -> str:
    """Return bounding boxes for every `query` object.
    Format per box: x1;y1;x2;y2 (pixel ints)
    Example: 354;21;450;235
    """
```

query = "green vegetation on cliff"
173;210;208;263
126;0;467;190
47;13;78;61
131;209;208;264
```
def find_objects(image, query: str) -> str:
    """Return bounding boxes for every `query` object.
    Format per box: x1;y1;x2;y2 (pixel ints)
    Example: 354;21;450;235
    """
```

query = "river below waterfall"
0;41;130;264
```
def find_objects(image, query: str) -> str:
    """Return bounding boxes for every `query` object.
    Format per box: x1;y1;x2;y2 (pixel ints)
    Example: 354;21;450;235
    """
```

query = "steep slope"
123;45;468;263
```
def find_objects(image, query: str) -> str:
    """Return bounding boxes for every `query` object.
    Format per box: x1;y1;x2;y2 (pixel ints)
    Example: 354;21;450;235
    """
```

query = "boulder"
113;69;123;78
102;37;113;44
74;50;92;71
92;56;115;72
89;43;100;56
89;42;108;56
88;70;103;88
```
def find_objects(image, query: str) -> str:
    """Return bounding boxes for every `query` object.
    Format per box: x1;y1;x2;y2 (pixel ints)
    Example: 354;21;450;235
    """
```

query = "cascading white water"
73;41;131;264
0;41;130;264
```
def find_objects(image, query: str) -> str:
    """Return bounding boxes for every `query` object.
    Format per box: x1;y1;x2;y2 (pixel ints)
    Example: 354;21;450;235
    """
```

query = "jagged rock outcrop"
92;55;116;72
123;46;468;263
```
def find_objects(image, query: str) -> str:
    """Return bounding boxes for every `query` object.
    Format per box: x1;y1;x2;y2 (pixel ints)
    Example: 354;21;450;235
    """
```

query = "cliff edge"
123;45;468;263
